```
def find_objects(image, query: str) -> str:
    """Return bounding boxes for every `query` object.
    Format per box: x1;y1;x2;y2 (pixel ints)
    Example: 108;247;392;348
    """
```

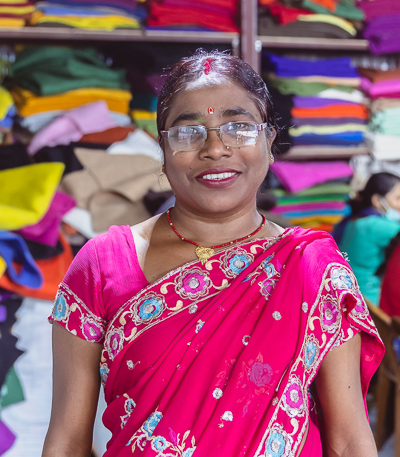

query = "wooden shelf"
258;35;369;51
277;145;369;161
0;26;239;43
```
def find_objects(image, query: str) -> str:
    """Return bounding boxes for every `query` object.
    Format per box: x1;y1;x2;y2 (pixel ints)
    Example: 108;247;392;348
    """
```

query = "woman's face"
385;182;400;212
162;81;273;217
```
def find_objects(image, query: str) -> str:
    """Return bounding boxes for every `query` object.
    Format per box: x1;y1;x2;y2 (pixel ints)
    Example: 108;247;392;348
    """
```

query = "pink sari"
53;227;383;456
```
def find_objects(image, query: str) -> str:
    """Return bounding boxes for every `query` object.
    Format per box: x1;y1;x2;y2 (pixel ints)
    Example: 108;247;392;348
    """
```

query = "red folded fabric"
147;4;239;32
0;232;73;301
291;105;368;119
79;126;135;144
266;2;312;25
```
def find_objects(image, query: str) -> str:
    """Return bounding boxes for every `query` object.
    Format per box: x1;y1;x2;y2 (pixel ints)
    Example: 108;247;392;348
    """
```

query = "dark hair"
350;172;400;216
376;231;400;277
156;49;279;152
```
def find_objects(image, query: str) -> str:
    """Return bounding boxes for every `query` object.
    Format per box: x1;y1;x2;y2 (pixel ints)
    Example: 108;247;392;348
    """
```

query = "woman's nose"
200;129;231;159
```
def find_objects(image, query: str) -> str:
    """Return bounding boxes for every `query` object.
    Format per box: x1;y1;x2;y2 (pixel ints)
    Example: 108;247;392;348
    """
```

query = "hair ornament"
204;58;212;75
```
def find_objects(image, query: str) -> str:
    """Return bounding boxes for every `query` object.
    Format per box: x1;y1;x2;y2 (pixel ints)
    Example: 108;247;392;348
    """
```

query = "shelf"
258;35;369;51
277;145;369;160
0;26;239;43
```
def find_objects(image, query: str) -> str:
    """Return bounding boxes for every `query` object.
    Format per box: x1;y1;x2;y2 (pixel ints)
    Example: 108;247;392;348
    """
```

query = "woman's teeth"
202;172;236;181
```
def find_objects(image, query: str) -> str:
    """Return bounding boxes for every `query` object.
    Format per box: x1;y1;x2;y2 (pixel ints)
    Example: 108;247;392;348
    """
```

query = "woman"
43;51;383;457
334;172;400;305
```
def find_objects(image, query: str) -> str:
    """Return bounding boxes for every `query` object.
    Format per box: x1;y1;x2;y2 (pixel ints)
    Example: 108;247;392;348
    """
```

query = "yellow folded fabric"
30;14;139;30
0;255;6;276
289;123;368;136
290;215;343;225
130;109;156;120
0;18;24;26
0;162;65;230
11;86;131;116
294;76;360;86
0;87;14;120
0;0;30;4
0;4;35;13
297;14;356;36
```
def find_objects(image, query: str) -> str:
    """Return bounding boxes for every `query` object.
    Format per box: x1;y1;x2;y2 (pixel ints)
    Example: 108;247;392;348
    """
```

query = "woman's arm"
315;333;378;457
42;322;103;457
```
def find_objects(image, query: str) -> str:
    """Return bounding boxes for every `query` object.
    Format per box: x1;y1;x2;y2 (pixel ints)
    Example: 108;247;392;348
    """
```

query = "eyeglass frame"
160;121;272;152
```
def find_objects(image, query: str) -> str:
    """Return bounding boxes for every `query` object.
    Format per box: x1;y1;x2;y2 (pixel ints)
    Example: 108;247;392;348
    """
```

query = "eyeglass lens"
168;122;261;152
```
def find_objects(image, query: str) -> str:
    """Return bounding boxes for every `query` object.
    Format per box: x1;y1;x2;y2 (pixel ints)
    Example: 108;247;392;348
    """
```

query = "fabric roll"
0;162;64;231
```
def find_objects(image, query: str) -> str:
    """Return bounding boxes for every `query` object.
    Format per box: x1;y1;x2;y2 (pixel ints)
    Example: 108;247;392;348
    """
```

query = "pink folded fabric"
15;191;76;246
27;101;118;155
361;77;400;97
270;161;353;193
270;201;346;213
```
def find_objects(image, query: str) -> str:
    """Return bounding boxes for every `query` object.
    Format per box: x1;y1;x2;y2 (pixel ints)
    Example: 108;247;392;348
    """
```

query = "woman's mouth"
196;169;240;188
201;172;237;181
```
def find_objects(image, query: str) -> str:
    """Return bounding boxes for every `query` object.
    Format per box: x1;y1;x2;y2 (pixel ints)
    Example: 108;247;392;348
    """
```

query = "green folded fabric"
132;118;158;139
0;162;65;230
9;46;129;96
265;75;354;96
302;0;365;20
276;195;348;205
271;184;352;197
0;366;24;408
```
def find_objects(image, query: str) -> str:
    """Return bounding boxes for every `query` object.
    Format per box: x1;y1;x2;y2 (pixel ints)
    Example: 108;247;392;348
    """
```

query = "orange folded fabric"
306;0;336;12
79;126;134;144
358;67;400;83
291;105;368;119
0;232;73;300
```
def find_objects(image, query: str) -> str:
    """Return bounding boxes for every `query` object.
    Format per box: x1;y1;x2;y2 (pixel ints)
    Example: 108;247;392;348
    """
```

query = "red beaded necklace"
166;209;266;264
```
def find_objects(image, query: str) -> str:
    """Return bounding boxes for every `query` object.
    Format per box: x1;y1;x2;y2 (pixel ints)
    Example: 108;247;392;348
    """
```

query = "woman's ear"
371;193;383;210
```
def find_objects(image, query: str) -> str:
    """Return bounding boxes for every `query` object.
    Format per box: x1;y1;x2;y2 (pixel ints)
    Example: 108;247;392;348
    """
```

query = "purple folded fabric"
270;161;353;193
293;96;360;108
16;191;76;247
0;289;12;303
363;15;400;54
0;304;6;322
127;69;165;96
270;201;346;214
0;421;16;456
359;0;400;21
292;117;366;127
361;76;400;97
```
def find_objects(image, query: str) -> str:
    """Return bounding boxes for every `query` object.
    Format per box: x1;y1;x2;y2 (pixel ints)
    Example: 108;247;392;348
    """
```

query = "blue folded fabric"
292;131;364;146
43;0;147;18
0;231;43;289
278;208;351;218
37;5;113;16
264;52;359;78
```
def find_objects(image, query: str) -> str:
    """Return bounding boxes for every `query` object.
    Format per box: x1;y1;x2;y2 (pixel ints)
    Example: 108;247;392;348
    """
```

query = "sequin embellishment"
302;302;308;312
242;335;251;346
272;311;282;321
213;388;223;399
189;304;198;314
222;411;233;421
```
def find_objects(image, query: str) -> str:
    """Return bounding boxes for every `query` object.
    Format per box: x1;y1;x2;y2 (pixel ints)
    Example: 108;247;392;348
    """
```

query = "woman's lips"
195;170;241;188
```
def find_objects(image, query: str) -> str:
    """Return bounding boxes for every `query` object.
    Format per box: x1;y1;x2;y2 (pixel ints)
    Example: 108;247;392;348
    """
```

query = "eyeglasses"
160;121;271;152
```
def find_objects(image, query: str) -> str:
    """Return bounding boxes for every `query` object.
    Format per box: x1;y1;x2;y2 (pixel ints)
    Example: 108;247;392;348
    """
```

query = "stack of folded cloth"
359;0;400;55
264;52;368;150
7;46;132;117
0;0;36;27
258;0;363;39
0;86;16;144
360;67;400;160
266;160;353;232
30;0;146;30
145;0;239;32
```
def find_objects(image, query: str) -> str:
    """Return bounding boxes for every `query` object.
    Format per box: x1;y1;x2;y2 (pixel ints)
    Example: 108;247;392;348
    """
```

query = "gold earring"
269;152;274;164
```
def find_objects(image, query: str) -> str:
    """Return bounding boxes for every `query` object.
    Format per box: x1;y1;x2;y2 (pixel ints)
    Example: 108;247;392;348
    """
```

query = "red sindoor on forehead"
204;58;212;75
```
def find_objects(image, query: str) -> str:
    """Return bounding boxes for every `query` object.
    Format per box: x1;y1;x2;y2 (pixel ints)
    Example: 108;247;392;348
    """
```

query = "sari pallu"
53;227;383;456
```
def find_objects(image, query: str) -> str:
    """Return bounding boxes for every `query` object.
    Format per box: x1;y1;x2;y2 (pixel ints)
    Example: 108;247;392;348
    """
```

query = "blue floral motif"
266;431;285;457
331;267;353;290
138;298;163;321
228;254;251;275
183;448;196;457
305;341;317;369
143;411;163;437
54;295;68;320
100;364;109;384
152;435;168;452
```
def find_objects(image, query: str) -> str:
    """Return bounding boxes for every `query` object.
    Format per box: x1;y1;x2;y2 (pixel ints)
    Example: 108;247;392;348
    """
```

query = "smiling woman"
43;51;383;457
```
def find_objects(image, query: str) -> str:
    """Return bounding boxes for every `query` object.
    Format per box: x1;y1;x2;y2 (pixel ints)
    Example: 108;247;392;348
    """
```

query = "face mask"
380;197;400;222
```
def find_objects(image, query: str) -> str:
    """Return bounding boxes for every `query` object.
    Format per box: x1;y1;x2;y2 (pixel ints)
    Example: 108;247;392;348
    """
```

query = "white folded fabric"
107;128;162;161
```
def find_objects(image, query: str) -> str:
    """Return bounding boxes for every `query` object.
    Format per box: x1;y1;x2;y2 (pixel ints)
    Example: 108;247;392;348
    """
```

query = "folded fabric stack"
0;0;36;27
267;161;353;232
360;67;400;160
8;46;132;118
0;87;16;145
30;0;146;30
258;0;363;39
264;52;368;150
146;0;239;32
359;0;400;55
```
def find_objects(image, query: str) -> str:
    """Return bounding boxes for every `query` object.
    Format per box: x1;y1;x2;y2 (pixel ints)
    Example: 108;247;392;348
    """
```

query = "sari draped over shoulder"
51;226;383;457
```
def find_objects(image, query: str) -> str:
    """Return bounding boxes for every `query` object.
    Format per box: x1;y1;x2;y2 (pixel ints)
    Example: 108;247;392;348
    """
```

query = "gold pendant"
195;246;215;264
